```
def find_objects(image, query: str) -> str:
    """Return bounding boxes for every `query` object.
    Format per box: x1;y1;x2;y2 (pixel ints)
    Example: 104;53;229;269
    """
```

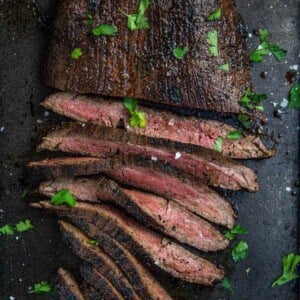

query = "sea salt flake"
280;98;289;108
151;156;158;161
0;127;5;132
289;65;299;71
286;187;291;192
174;152;181;160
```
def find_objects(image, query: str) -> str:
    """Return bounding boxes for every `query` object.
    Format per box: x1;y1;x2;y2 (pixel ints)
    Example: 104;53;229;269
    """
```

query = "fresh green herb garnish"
92;24;118;36
272;254;300;287
232;240;249;262
246;267;251;275
224;224;248;240
250;29;286;62
123;0;151;31
240;87;267;111
226;130;242;140
207;29;218;57
83;13;94;26
123;97;147;128
0;224;14;235
172;47;188;60
238;114;252;129
21;189;28;198
28;281;53;294
88;239;99;246
50;189;76;207
207;7;222;21
16;219;34;232
71;48;83;60
222;277;233;293
214;137;223;152
288;82;300;109
219;63;230;71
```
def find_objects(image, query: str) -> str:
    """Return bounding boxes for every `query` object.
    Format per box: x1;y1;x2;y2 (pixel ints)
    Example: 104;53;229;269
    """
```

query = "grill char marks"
56;268;85;300
42;92;275;159
44;0;251;114
31;201;224;285
38;177;229;251
37;123;259;191
58;220;140;300
80;281;100;300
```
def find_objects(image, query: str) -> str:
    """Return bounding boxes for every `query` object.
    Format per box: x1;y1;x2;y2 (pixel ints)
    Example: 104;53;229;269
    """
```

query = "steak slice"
44;0;251;114
56;268;85;300
80;263;124;300
57;220;140;300
29;155;235;228
31;201;224;285
38;177;229;251
37;123;258;191
80;281;100;300
42;92;275;159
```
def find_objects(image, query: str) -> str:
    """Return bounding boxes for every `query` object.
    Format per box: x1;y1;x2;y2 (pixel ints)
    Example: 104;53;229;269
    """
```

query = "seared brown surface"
58;220;140;300
31;201;224;285
42;92;275;159
44;0;251;114
37;123;258;191
80;281;100;300
56;268;85;300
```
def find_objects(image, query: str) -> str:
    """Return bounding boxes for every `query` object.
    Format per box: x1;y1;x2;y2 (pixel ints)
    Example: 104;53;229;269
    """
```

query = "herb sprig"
123;97;147;128
51;189;77;207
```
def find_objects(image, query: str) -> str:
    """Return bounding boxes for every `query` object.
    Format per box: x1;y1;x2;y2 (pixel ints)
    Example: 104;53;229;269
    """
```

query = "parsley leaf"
172;47;188;60
288;82;300;109
239;87;267;111
232;240;249;262
207;30;218;57
0;224;14;235
214;137;223;152
71;48;83;60
16;219;34;232
88;239;99;246
268;44;287;62
51;189;76;207
219;63;230;71
92;24;118;36
272;254;300;287
222;277;233;293
123;97;147;128
238;114;252;129
226;130;242;140
207;7;222;21
83;13;93;26
28;281;53;294
224;224;248;241
259;29;269;43
21;189;28;198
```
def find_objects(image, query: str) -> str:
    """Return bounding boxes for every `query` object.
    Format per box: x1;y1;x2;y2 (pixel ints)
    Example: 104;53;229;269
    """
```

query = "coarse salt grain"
0;127;5;132
175;152;181;160
44;111;50;117
168;118;175;126
289;65;299;71
151;156;157;161
280;98;289;108
286;187;291;192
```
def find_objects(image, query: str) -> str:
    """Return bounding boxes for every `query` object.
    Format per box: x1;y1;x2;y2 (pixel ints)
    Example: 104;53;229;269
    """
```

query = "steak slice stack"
31;201;224;286
42;92;275;159
37;122;258;191
44;0;251;114
80;282;100;300
38;177;229;251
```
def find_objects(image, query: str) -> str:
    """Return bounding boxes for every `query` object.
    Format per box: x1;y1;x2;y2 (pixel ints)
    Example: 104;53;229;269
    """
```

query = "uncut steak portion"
44;0;251;114
42;92;275;159
56;268;85;300
37;123;258;191
31;201;224;286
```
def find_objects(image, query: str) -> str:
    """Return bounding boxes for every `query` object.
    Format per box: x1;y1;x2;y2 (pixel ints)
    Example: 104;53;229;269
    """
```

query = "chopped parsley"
224;224;248;241
71;48;83;60
123;97;147;128
123;0;151;31
207;7;222;21
222;277;233;293
172;47;188;60
21;189;28;198
207;29;218;57
232;240;249;262
250;29;286;62
28;281;53;294
240;87;267;112
238;114;252;129
226;130;242;140
0;224;14;235
83;13;94;26
288;82;300;109
50;189;77;207
92;24;118;36
214;137;223;152
219;63;230;71
272;254;300;287
16;219;34;232
88;239;99;246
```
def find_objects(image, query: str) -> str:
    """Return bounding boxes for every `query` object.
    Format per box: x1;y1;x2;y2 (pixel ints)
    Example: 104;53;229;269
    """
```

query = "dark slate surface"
0;0;299;299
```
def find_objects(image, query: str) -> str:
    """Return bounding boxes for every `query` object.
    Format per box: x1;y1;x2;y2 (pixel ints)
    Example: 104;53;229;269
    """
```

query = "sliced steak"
31;201;224;285
30;155;235;228
37;123;258;191
42;92;275;159
80;263;124;300
56;268;85;300
80;281;100;300
57;220;140;300
44;0;251;114
38;177;229;251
